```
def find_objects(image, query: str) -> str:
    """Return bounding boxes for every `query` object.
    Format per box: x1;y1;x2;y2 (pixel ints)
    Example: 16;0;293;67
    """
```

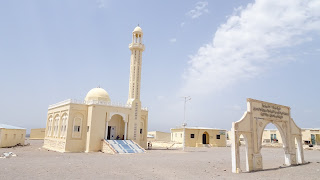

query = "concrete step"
104;140;145;154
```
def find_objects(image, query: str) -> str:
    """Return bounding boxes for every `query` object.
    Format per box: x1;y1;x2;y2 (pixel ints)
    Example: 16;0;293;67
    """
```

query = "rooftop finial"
138;24;139;27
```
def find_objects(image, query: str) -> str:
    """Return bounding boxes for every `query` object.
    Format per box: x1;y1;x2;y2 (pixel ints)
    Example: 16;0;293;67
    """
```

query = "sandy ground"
1;140;320;180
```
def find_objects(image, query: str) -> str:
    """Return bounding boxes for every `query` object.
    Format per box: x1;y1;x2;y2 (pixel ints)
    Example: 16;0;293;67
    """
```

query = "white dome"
133;26;143;33
85;87;111;102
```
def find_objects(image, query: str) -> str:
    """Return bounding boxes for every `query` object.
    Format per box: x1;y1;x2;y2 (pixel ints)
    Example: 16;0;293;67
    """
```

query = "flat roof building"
30;128;46;140
0;124;26;148
171;127;226;147
147;131;171;142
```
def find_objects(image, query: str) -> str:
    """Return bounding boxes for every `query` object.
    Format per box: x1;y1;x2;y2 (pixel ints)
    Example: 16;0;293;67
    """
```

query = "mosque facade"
43;26;148;152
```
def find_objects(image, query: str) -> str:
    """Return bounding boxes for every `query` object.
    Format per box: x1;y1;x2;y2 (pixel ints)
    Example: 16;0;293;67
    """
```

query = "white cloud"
97;0;106;8
181;22;185;27
170;38;177;43
182;0;320;95
186;1;209;19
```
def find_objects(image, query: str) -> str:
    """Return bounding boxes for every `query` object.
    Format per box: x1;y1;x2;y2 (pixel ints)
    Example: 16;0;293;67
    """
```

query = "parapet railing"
48;99;148;111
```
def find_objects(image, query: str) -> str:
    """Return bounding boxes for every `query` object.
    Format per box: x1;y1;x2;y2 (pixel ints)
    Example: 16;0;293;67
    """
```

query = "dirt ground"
1;140;320;180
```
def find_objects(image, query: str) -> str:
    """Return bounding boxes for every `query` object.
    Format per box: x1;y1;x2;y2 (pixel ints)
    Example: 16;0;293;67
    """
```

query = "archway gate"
231;98;304;173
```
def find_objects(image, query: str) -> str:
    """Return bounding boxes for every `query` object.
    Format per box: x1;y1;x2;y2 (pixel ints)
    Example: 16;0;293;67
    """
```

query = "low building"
262;129;283;144
301;128;320;145
147;131;171;142
261;128;320;145
0;124;26;148
171;127;226;147
30;128;46;140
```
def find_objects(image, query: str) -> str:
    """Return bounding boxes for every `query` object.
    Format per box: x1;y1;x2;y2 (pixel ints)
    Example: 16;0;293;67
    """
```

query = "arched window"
72;117;82;138
47;116;53;137
60;114;68;138
54;115;60;138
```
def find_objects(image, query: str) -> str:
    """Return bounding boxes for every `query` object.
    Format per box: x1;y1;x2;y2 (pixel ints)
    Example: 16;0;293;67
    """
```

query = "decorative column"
124;122;128;140
231;126;240;173
105;120;109;139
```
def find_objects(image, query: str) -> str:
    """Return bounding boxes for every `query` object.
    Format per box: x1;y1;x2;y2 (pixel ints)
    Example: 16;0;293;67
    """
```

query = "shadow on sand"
146;148;180;151
241;162;311;173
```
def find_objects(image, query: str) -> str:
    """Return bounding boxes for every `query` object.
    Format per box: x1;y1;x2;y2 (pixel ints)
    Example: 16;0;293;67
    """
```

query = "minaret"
127;25;145;105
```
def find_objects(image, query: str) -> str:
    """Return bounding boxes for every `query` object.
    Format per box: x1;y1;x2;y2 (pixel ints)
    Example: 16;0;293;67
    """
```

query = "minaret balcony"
129;43;145;51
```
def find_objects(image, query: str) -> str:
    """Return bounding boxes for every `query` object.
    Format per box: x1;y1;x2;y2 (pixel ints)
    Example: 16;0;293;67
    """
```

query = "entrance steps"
102;140;146;154
196;143;212;147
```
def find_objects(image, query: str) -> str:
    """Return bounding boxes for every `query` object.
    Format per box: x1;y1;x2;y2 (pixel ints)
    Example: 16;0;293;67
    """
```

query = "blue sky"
0;0;319;133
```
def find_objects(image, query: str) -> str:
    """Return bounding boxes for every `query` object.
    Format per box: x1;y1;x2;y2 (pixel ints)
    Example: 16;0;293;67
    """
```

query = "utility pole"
182;96;191;151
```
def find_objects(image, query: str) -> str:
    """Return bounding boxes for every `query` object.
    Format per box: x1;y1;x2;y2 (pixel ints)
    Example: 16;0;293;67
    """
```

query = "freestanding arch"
231;98;304;173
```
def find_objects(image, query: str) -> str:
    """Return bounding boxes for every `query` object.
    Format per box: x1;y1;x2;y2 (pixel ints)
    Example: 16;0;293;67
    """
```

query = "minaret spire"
127;26;145;105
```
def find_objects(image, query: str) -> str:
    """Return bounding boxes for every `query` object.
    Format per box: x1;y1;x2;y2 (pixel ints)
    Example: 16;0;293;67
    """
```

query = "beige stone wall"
0;128;26;148
171;128;226;147
101;140;116;154
43;138;66;152
30;128;46;139
86;105;108;152
140;110;148;149
65;104;88;152
148;131;171;142
171;129;184;142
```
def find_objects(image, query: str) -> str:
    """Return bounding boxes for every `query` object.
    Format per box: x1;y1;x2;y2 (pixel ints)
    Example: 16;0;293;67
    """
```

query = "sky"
0;0;319;133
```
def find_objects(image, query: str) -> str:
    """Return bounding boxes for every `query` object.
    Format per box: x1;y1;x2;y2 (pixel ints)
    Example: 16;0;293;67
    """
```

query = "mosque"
43;26;148;153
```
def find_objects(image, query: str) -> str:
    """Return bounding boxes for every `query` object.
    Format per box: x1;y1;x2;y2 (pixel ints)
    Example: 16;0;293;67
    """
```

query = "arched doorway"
106;114;125;140
202;132;209;144
239;134;249;172
260;123;286;170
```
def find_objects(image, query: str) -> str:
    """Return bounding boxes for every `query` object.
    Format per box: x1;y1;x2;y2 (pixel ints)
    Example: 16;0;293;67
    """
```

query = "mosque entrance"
105;114;126;140
107;126;116;140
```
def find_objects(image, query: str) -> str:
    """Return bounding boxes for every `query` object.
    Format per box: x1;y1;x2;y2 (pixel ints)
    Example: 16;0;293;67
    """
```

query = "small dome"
133;26;143;33
85;87;111;102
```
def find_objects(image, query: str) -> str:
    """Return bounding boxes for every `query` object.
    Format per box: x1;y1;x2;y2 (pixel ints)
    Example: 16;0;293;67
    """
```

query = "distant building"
147;131;171;142
262;128;320;145
171;127;226;147
262;129;283;144
301;129;320;145
228;128;320;146
0;124;26;148
30;128;46;140
43;26;149;153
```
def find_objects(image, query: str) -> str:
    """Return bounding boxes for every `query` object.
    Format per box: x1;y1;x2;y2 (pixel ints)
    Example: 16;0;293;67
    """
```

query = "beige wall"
30;128;45;139
65;104;88;152
0;128;26;148
171;128;226;147
148;131;171;142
